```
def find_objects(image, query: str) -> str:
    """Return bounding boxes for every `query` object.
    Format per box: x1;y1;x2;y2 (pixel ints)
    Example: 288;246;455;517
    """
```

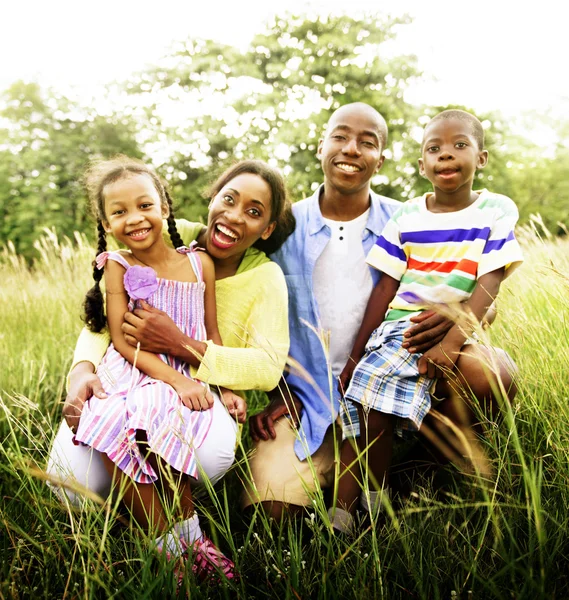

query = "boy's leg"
363;407;395;492
336;437;363;513
420;345;516;476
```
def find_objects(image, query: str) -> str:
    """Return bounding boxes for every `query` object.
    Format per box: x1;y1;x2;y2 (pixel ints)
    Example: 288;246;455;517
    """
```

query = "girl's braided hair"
82;155;183;332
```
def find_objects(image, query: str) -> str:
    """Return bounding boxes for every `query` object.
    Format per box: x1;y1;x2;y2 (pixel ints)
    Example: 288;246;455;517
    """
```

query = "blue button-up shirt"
270;185;401;460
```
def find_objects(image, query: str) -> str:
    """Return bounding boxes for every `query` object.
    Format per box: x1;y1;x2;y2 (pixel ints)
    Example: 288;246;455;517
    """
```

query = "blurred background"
2;0;567;259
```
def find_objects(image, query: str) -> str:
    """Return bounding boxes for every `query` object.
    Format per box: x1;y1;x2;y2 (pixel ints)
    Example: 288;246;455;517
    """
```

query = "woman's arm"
121;263;289;391
121;303;206;367
193;264;290;391
105;260;213;410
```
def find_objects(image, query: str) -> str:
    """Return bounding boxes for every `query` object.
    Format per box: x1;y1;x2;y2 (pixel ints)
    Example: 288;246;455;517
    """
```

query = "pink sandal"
190;534;238;582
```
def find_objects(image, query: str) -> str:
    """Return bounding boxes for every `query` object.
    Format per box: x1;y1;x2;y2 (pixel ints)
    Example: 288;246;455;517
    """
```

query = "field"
1;227;568;599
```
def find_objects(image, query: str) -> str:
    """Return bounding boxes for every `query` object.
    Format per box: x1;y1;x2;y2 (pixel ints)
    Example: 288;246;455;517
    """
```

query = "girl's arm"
105;260;213;410
199;252;223;346
338;273;399;393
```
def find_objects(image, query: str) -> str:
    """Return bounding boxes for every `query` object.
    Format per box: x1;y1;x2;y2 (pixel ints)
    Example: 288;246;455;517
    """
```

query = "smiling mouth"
127;228;151;239
335;162;362;173
212;223;239;247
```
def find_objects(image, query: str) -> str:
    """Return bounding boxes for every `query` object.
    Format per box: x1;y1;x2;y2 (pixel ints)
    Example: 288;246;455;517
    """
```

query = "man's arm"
418;268;505;378
249;385;303;442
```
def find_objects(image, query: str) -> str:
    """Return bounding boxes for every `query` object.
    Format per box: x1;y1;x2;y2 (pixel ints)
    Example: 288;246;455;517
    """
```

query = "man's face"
317;106;385;196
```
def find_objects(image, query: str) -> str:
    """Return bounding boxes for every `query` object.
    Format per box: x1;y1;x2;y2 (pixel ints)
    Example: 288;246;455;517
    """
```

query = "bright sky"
2;0;568;142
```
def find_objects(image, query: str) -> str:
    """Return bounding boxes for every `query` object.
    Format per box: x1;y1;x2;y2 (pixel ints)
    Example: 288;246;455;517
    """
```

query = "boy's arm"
104;260;213;410
338;273;399;393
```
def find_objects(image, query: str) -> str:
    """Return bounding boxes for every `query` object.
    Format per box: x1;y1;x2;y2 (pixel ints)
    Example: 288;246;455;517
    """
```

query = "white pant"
46;395;238;506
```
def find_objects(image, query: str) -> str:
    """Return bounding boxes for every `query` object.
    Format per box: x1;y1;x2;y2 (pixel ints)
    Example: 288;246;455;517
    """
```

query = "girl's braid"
83;221;108;332
165;190;184;249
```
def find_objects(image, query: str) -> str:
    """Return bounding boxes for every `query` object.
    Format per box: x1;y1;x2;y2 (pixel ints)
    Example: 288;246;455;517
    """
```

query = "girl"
74;156;241;581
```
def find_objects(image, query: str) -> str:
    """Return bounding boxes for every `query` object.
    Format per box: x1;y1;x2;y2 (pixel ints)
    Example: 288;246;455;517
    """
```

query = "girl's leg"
100;453;170;532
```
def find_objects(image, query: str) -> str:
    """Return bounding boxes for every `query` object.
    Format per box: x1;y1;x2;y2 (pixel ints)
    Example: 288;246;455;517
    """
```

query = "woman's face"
205;173;276;260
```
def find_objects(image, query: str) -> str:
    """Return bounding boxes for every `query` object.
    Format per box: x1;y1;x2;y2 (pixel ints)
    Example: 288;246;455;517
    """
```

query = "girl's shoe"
155;538;189;589
190;534;238;582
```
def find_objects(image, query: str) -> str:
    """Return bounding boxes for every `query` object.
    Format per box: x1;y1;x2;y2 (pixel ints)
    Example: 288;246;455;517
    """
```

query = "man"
247;102;399;516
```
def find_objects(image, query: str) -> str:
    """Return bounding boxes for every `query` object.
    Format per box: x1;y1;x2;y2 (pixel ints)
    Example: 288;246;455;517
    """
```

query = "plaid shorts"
340;319;435;440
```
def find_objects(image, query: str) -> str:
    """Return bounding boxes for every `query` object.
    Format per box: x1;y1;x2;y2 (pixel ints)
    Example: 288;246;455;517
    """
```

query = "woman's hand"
64;362;107;432
122;300;184;354
249;388;302;442
172;376;214;411
220;388;247;423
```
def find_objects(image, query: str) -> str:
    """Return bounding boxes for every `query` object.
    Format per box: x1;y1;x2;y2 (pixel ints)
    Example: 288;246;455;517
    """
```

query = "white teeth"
129;229;149;238
336;163;360;173
217;224;238;239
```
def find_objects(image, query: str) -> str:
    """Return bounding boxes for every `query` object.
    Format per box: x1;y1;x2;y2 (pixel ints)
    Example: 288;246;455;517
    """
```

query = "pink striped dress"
75;245;213;482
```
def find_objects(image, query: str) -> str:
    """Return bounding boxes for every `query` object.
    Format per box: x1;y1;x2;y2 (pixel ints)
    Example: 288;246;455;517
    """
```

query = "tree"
125;13;423;221
0;81;142;257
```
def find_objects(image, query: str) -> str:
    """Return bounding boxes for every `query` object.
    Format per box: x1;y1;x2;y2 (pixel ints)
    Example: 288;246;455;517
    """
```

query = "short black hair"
425;109;484;150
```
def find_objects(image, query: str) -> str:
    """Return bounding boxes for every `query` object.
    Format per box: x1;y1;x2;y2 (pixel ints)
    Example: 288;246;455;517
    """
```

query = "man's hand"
63;362;107;433
122;300;183;354
220;388;247;424
249;388;302;442
402;310;454;354
418;342;461;379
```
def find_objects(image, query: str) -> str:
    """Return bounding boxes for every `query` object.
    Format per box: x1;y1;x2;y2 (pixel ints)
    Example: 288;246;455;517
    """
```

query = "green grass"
1;227;569;599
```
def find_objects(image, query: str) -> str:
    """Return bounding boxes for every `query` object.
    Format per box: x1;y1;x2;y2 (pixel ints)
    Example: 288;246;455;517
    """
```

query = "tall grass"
1;228;568;599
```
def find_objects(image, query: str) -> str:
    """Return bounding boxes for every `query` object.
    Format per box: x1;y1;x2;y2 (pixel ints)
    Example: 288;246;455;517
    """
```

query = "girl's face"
102;173;167;250
205;173;276;260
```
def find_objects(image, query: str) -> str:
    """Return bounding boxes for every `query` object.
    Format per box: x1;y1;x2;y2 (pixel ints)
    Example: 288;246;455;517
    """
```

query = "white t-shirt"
312;209;373;377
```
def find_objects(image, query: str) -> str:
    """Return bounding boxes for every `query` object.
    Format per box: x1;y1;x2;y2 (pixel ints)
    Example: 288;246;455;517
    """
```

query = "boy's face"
317;105;385;197
418;118;488;195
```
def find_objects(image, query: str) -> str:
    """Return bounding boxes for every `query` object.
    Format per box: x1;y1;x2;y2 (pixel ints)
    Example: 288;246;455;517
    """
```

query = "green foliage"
0;82;143;258
124;13;423;220
1;14;568;260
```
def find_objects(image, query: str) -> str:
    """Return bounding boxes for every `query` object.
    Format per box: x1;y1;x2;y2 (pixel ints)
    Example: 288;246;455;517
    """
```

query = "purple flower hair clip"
124;265;158;301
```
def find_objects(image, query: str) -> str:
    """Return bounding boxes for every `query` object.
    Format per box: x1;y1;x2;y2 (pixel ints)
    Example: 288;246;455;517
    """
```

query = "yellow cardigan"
71;220;289;391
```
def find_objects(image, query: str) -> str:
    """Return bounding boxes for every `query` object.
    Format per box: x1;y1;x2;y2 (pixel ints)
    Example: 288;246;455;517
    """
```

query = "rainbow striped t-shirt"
366;189;524;322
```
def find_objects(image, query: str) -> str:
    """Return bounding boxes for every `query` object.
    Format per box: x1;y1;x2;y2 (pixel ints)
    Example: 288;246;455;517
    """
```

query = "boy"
332;109;524;533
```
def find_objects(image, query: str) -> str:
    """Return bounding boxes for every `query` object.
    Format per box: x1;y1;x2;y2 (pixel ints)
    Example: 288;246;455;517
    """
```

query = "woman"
47;159;295;505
